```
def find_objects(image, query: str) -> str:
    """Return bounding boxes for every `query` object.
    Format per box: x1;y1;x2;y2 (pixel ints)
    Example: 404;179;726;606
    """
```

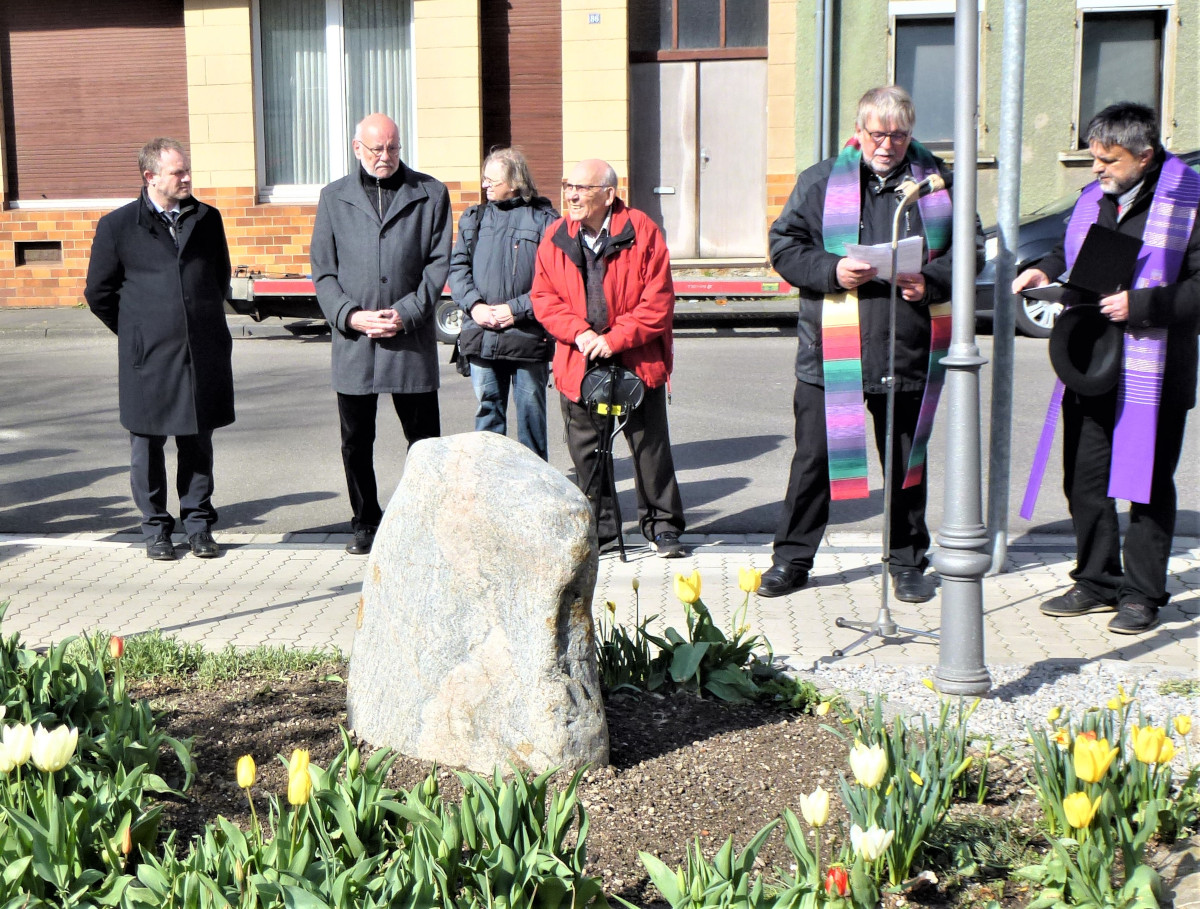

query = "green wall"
787;1;1198;225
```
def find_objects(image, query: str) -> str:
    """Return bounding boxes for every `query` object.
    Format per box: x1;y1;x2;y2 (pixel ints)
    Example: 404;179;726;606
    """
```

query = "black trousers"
337;391;440;530
1062;387;1189;608
560;383;685;542
773;379;929;574
129;430;216;540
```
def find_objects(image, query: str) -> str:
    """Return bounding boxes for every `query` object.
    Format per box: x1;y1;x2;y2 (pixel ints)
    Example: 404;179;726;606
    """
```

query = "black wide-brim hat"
1048;305;1124;396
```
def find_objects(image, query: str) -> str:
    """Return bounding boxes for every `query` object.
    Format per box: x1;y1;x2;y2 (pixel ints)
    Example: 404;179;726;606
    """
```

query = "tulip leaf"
668;642;709;683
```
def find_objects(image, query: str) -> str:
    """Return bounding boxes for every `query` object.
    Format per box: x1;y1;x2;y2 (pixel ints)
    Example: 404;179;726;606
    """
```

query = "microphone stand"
823;179;940;665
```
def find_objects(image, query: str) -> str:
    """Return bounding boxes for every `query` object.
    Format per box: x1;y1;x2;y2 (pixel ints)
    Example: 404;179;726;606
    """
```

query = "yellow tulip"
2;723;34;767
921;678;935;691
1073;735;1119;783
1174;716;1192;736
1047;706;1062;723
909;769;924;787
1106;697;1121;711
1063;791;1101;829
849;741;888;789
1053;728;1071;750
1130;725;1168;764
605;600;617;616
287;749;312;805
738;566;762;593
237;754;256;789
798;785;830;828
674;570;701;604
30;724;79;773
1157;738;1176;763
814;701;831;716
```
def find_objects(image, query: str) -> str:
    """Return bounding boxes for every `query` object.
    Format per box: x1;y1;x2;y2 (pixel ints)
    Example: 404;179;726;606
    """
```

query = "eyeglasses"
562;181;612;194
865;130;911;145
360;143;400;159
481;175;508;186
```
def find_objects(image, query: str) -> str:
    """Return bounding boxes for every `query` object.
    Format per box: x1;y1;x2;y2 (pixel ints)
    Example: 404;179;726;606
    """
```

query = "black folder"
1023;223;1143;304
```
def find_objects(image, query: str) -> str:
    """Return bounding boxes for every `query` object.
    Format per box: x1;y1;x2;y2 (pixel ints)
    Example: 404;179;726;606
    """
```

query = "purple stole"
821;140;953;500
1021;153;1200;516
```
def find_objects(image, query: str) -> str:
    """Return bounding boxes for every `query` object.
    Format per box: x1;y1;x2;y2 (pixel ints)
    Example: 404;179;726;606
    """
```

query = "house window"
255;0;412;195
892;17;955;147
1077;9;1165;148
629;0;767;59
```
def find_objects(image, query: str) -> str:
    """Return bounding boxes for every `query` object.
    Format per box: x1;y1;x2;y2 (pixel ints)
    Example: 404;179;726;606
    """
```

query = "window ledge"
1058;151;1095;165
259;186;322;205
933;152;998;166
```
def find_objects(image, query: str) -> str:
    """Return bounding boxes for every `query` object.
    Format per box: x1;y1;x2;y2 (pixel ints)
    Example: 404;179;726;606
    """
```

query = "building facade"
0;1;1195;310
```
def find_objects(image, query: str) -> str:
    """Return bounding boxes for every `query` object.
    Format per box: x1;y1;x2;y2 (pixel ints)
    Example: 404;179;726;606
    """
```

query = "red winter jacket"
530;200;675;402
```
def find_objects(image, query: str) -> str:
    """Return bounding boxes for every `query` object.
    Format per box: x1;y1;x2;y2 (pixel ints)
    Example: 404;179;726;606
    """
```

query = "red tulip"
108;636;125;660
825;865;849;897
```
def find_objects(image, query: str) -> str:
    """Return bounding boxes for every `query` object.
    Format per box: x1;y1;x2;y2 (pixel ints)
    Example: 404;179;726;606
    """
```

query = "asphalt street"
2;320;1197;540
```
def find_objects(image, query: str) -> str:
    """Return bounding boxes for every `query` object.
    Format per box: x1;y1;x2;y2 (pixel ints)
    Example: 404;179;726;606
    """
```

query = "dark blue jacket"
450;196;558;363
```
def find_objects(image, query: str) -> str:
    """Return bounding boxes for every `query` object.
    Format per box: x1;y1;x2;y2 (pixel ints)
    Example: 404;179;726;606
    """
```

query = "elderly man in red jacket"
531;159;686;557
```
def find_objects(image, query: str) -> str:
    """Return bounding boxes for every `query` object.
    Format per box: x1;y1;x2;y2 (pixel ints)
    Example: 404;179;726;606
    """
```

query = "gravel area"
795;659;1199;753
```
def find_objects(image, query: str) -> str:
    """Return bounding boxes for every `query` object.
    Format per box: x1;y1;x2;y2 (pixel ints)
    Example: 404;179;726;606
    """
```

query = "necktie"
164;210;180;246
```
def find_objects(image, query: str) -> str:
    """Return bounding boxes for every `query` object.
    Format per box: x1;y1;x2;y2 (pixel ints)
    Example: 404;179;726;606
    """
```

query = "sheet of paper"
843;235;924;281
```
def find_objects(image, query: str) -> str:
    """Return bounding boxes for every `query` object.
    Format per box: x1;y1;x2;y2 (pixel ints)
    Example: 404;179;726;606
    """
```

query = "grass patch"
67;630;342;685
1159;677;1200;698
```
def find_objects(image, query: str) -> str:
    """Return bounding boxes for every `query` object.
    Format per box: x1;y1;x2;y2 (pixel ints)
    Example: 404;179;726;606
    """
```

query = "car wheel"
434;298;462;345
1014;293;1061;339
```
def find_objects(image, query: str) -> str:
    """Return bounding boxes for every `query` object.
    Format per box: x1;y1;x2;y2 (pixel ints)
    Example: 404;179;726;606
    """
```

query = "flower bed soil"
138;666;1051;908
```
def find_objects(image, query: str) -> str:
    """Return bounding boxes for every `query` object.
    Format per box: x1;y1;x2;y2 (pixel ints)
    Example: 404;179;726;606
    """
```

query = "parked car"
976;149;1200;338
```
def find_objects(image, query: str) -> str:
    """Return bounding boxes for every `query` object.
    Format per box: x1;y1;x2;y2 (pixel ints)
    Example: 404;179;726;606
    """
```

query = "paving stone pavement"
1;532;1195;677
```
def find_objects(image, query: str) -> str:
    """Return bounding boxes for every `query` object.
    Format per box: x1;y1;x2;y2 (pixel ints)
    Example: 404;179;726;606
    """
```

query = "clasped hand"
349;308;402;339
574;329;613;361
470;303;515;330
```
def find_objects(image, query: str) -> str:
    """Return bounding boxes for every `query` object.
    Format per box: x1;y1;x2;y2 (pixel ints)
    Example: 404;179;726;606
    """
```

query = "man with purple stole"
1014;102;1200;634
760;85;980;602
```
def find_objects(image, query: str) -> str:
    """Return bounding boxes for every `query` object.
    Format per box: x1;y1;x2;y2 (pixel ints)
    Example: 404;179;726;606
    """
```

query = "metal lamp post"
931;0;992;696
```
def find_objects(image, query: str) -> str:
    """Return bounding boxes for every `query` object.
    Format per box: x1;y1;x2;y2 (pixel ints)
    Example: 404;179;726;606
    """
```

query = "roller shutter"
480;0;563;196
1;0;189;201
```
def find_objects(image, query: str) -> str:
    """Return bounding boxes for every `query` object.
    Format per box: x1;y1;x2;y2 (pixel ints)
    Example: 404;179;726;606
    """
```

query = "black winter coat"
85;192;234;436
1031;151;1200;411
769;152;983;392
450;196;559;362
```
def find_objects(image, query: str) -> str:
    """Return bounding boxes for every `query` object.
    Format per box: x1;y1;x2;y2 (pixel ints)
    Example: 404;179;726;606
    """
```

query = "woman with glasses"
449;148;559;458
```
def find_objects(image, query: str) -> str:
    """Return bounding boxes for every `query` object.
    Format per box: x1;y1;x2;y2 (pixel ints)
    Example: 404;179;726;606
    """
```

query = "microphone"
898;173;952;202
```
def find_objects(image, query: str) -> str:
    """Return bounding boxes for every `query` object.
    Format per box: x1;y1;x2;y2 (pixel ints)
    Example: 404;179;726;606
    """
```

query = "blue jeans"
469;358;550;460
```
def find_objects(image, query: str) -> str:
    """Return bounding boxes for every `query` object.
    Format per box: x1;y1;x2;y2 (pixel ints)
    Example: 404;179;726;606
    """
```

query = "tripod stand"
826;183;940;662
580;362;643;563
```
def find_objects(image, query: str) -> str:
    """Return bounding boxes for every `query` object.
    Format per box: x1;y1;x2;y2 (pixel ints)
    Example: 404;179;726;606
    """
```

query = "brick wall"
0;181;484;309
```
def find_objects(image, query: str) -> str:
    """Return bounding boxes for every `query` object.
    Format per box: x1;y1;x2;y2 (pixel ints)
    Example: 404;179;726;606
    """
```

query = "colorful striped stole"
1021;153;1200;516
820;140;954;499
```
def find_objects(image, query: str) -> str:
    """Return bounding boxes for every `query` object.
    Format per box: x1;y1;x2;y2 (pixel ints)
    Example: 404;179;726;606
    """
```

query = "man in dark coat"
85;137;234;561
310;113;452;555
761;85;981;601
1014;102;1200;635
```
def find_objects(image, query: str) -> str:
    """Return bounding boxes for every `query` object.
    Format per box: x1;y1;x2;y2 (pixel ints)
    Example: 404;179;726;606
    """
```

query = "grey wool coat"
84;192;235;436
310;164;453;395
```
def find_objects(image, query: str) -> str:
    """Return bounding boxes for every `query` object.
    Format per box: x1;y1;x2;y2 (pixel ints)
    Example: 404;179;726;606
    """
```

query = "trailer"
228;268;797;344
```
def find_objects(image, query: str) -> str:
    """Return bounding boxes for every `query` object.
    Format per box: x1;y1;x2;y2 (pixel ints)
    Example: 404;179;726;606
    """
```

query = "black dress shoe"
146;531;176;561
1040;585;1117;617
189;530;220;558
346;527;376;555
757;564;809;598
893;569;936;603
1107;602;1159;635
